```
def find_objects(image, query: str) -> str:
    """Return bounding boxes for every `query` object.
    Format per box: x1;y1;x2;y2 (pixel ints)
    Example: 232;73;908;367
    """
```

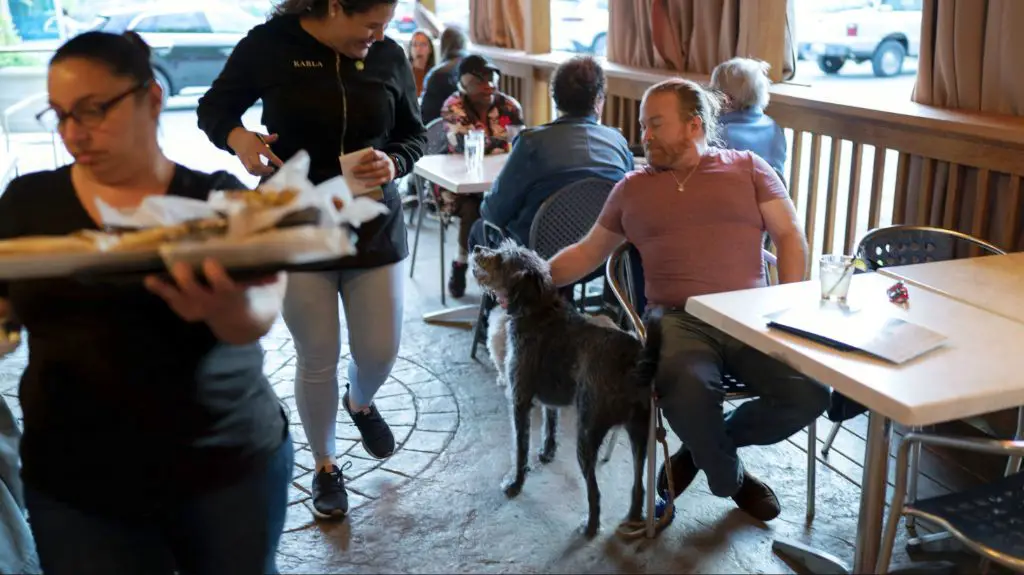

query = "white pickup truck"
801;0;923;77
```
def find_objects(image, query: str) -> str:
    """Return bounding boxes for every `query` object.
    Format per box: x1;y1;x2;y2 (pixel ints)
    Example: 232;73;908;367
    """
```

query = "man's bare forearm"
775;232;809;284
549;245;599;288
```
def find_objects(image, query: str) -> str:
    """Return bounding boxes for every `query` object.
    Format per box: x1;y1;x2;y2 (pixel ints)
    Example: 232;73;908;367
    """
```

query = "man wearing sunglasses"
438;54;524;298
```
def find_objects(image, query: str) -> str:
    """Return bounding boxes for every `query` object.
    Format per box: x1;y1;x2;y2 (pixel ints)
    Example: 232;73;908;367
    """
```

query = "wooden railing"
479;46;1024;263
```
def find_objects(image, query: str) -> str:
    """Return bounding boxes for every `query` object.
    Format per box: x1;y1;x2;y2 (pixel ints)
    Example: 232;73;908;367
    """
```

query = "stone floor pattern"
262;342;460;532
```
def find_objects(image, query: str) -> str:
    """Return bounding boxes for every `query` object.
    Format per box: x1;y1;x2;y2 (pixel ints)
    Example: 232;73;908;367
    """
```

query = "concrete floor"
0;183;968;574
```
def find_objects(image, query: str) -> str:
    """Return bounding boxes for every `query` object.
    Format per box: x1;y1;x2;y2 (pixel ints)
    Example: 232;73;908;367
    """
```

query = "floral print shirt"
440;92;525;156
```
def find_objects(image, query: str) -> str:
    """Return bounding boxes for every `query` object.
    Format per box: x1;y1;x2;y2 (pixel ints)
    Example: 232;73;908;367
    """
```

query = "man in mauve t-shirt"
548;78;829;522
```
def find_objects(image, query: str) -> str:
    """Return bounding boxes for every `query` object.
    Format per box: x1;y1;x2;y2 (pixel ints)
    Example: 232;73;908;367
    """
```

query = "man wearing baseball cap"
438;53;524;298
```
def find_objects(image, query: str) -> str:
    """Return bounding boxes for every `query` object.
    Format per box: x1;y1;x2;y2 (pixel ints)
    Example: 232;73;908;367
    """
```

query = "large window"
792;0;922;101
434;0;469;32
386;1;470;46
550;0;608;57
385;0;417;42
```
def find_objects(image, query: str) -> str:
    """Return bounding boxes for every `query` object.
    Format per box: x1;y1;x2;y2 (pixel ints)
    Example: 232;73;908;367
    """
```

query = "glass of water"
819;254;855;302
464;129;485;172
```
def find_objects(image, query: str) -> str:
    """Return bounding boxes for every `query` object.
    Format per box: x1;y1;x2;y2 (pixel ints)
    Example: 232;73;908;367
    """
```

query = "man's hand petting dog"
471;240;664;539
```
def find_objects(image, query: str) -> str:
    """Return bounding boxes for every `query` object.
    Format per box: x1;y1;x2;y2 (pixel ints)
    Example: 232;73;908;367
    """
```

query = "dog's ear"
506;264;551;312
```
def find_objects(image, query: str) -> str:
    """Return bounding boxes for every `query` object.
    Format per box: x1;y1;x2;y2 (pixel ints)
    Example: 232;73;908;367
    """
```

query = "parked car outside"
801;0;922;77
90;3;263;100
387;0;417;36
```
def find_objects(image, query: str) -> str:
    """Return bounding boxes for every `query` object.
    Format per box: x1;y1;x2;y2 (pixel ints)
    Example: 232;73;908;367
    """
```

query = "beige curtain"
904;0;1024;250
608;0;795;79
608;0;658;68
913;0;1024;115
469;0;524;50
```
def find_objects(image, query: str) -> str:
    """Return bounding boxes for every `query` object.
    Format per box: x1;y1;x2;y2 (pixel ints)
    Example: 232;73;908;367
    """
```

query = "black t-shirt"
0;165;287;517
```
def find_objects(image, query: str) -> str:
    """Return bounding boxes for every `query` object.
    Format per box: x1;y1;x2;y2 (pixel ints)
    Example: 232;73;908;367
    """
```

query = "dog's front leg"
539;407;558;463
502;396;531;497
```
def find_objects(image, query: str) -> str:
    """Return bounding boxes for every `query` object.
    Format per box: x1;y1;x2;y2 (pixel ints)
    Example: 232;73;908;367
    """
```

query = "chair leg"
1006;406;1024;476
406;177;418;226
409;184;428;279
905;426;922;530
821;420;842;456
806;420;817;522
644;398;657;538
876;448;914;574
470;294;493;360
439;217;446;306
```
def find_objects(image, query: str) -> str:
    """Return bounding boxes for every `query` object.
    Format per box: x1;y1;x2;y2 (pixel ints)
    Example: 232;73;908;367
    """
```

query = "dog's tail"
630;306;664;389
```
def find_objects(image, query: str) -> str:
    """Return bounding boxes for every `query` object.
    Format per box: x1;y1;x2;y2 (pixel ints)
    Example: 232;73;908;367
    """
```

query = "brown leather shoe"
656;447;700;499
731;472;781;521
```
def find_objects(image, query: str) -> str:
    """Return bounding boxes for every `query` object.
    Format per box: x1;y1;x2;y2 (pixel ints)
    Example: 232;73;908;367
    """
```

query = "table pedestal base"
422;304;478;327
773;538;849;574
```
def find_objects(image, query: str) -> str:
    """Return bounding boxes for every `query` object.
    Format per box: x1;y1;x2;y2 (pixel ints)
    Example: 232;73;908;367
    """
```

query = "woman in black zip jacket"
197;0;426;522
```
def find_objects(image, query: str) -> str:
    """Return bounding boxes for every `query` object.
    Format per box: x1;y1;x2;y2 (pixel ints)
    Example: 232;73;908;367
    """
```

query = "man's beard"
643;139;700;167
644;140;686;169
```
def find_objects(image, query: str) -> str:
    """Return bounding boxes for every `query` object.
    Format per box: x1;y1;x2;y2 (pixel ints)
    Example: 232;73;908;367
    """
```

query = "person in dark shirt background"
0;31;291;575
197;0;426;523
419;26;468;124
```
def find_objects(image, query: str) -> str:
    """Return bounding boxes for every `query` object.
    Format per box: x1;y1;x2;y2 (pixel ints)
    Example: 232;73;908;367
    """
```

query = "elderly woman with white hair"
710;57;787;180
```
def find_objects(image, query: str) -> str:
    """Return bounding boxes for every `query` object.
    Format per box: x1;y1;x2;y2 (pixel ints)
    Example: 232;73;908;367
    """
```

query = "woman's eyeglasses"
35;80;152;131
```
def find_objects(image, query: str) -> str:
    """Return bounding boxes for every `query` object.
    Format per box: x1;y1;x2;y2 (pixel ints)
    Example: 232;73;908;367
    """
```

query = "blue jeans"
655;310;829;496
24;435;293;575
282;263;404;462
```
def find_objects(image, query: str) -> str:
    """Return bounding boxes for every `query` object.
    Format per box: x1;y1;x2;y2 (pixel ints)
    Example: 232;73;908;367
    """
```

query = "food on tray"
109;218;228;251
222;188;299;209
0;233;100;255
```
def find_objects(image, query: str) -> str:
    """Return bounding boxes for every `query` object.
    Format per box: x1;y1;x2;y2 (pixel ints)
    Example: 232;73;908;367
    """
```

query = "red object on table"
887;281;910;305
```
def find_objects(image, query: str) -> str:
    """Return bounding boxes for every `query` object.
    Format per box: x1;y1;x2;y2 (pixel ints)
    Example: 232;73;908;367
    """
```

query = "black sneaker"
448;261;468;298
310;462;352;520
343;388;395;459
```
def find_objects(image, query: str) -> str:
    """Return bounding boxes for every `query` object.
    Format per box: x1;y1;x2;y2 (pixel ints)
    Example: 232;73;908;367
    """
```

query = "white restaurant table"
685;272;1024;573
412;153;507;195
878;252;1024;326
411;153;508;325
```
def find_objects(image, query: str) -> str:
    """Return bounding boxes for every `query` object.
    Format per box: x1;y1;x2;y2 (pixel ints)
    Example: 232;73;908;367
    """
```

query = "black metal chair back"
424;117;448;155
857;224;1005;270
528;178;615;260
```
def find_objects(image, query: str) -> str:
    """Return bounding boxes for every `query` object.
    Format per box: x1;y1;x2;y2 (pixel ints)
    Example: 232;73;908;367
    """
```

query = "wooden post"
523;0;551;125
741;0;789;83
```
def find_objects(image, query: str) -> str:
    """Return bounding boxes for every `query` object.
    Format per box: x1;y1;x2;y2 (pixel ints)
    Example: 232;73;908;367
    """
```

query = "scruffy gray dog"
471;240;662;537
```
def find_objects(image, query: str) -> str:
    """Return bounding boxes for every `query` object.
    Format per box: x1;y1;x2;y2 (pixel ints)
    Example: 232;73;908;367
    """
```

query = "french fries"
109;218;228;252
222;188;299;209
